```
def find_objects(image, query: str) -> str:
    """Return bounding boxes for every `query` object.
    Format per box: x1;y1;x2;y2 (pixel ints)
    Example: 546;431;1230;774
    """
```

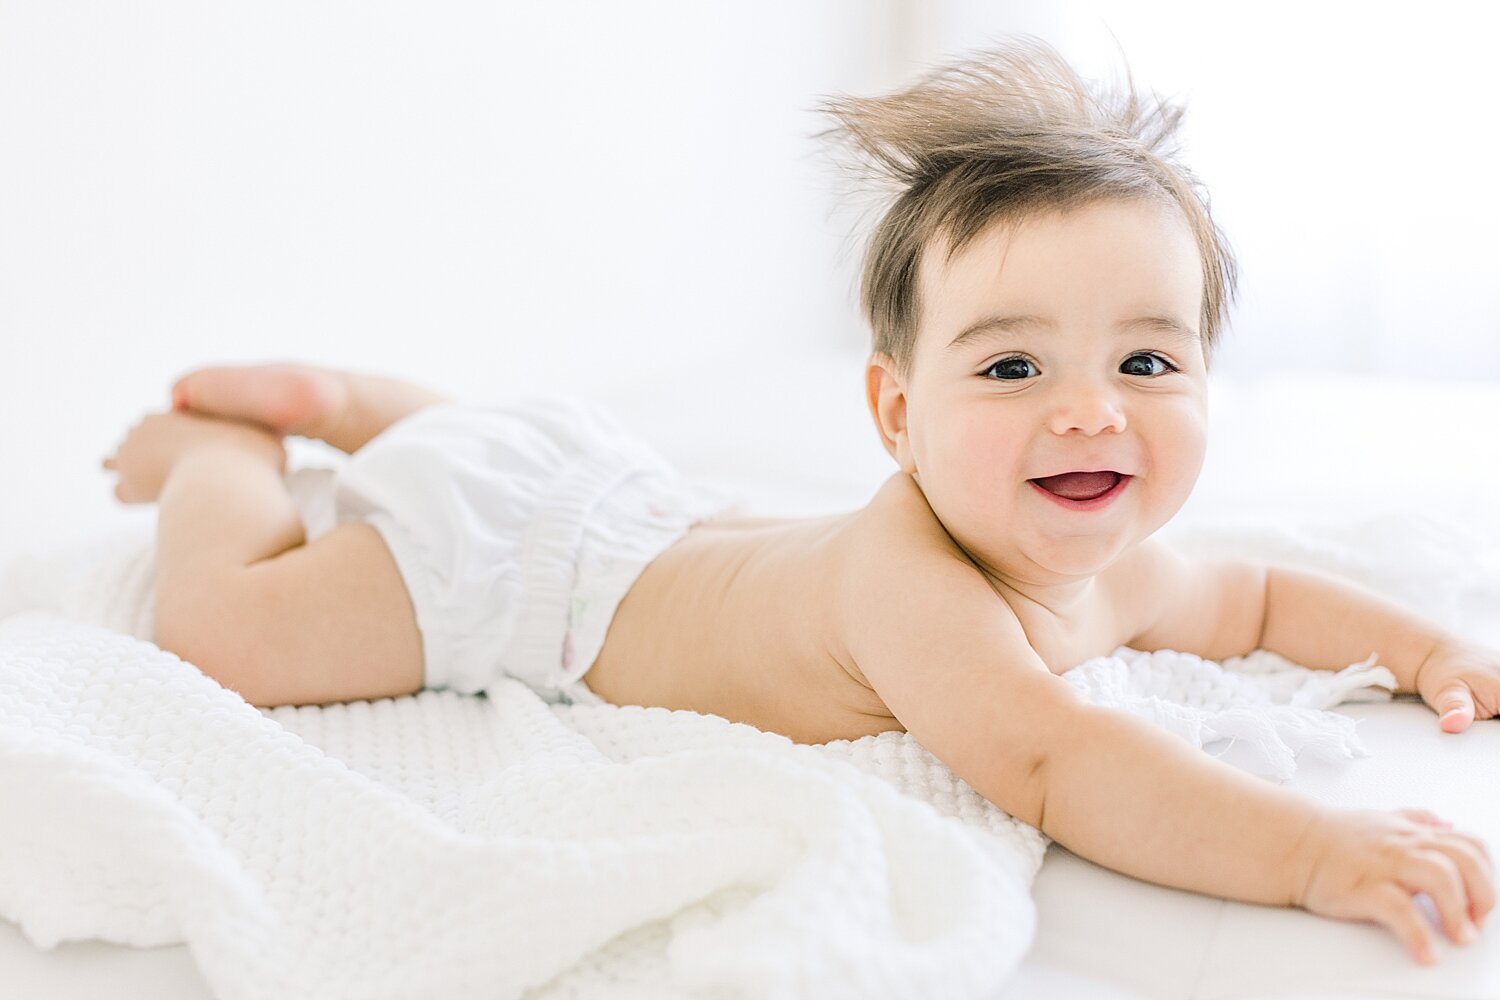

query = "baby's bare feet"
172;363;452;453
171;363;350;441
103;409;287;504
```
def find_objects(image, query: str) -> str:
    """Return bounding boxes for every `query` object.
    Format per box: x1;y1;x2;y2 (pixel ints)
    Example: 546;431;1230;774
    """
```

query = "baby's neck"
973;564;1104;627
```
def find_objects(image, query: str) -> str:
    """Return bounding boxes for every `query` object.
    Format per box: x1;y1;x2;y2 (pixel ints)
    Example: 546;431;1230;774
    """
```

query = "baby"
102;38;1495;965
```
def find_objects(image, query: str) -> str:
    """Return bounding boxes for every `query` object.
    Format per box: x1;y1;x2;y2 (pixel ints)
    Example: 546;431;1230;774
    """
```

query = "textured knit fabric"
0;530;1394;999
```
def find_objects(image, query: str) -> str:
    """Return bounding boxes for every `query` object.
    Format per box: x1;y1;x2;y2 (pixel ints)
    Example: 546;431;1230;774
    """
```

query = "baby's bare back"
583;508;906;744
584;473;1150;745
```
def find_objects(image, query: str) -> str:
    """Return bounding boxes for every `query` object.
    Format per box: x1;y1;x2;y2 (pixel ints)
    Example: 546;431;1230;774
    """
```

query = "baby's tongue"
1032;471;1119;500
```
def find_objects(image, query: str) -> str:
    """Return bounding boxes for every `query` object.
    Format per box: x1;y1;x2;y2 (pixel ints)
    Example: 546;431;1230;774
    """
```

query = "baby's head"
818;38;1239;588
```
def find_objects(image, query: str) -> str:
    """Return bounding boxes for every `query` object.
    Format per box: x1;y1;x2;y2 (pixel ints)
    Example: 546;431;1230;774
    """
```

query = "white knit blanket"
0;527;1396;1000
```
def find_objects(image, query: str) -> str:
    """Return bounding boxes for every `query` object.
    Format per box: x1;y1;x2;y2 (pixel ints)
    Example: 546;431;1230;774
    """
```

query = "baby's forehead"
908;216;1206;372
917;201;1203;318
923;196;1194;269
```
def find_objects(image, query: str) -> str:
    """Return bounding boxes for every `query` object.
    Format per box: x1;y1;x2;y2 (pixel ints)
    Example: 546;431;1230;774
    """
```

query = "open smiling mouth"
1028;471;1131;509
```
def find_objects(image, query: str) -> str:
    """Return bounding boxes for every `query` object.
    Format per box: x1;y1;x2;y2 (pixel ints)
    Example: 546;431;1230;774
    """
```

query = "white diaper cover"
283;395;741;706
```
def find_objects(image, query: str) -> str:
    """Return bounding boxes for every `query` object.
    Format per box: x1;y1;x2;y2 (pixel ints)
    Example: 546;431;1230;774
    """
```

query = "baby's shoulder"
842;472;977;569
830;475;1057;740
834;473;1019;629
1092;536;1178;643
1094;533;1171;595
1099;535;1268;658
836;473;1163;644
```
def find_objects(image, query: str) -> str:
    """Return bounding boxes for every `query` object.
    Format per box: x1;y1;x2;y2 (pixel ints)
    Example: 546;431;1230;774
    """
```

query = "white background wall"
2;1;908;536
3;1;1497;543
917;0;1500;382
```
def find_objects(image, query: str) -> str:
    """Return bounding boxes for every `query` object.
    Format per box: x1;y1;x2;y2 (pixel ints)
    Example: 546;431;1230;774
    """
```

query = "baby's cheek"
1143;417;1208;516
1169;418;1209;488
947;437;1025;513
913;409;1027;519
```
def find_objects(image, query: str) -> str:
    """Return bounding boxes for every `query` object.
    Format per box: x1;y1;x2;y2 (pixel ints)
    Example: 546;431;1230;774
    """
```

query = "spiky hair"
815;36;1238;376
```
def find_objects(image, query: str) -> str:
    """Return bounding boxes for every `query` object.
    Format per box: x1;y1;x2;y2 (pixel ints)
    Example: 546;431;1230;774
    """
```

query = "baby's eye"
981;356;1038;380
1121;353;1179;377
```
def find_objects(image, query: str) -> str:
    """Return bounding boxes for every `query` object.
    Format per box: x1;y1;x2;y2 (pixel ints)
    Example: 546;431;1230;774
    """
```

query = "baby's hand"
1295;806;1494;964
1415;639;1500;733
102;409;287;504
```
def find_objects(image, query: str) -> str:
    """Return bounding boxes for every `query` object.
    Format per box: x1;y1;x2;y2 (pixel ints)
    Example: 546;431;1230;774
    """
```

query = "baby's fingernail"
1460;921;1477;944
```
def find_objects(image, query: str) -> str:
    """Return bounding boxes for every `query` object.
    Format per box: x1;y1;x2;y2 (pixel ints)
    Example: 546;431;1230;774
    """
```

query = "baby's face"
868;196;1208;587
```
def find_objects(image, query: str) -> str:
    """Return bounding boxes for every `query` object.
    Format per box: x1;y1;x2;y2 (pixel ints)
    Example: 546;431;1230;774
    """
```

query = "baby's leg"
158;363;449;705
154;442;424;707
171;363;452;454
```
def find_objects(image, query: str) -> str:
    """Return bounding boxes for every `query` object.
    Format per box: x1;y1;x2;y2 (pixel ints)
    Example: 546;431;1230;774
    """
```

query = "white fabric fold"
1060;648;1396;781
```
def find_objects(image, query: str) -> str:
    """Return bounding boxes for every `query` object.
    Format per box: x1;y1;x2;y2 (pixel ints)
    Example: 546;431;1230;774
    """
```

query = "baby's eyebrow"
945;314;1050;352
945;314;1201;353
1120;315;1202;344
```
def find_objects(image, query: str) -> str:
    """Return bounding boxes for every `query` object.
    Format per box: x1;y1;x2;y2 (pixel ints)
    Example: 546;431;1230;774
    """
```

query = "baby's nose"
1047;388;1127;435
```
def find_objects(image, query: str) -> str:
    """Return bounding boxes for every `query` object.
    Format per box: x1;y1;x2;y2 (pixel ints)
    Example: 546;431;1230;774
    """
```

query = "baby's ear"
866;354;914;471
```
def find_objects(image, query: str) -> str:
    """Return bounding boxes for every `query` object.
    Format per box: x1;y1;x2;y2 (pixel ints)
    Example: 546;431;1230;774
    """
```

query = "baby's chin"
1017;537;1137;582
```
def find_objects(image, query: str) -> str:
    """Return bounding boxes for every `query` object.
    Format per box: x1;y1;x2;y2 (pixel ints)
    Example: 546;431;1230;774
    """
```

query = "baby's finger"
1435;682;1475;733
1436;836;1497;927
1372;883;1437;964
1400;851;1475;946
1399;808;1453;828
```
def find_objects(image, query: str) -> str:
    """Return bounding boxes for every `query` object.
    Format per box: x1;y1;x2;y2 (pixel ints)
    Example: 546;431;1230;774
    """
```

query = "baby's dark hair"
815;36;1238;378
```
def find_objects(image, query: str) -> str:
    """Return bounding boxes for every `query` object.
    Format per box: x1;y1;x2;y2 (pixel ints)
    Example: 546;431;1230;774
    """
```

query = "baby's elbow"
1021;753;1050;832
988;683;1086;832
1015;683;1098;833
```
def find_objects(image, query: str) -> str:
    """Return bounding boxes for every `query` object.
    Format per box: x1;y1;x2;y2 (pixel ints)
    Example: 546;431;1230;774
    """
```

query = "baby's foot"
170;363;350;440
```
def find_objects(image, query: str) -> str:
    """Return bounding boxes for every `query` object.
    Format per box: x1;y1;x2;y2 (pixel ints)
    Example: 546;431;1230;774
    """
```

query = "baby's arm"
840;533;1492;963
1127;539;1487;726
1129;538;1453;690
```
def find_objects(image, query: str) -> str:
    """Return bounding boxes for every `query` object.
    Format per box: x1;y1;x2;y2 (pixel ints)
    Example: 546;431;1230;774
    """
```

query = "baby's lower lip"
1028;474;1132;511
